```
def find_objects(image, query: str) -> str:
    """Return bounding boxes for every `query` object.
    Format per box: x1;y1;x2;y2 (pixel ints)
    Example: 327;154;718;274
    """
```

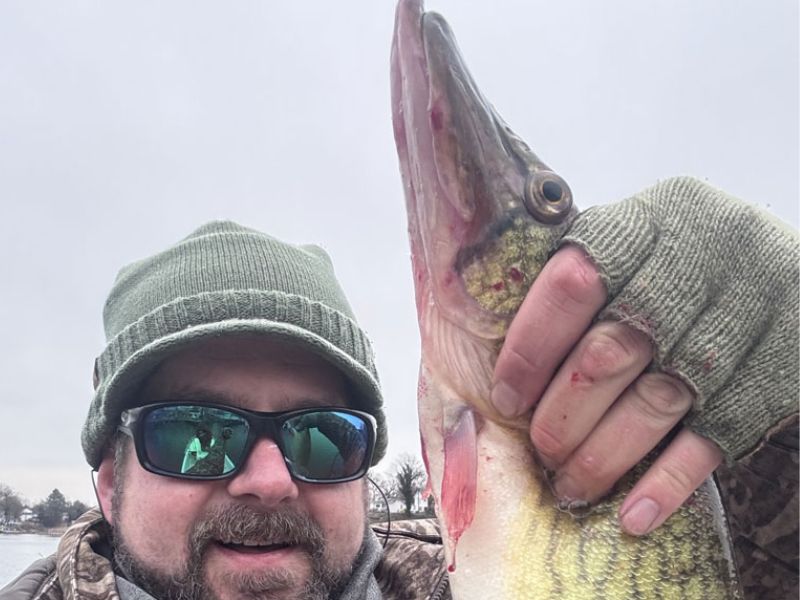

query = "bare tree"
390;454;426;517
366;468;393;522
0;483;24;524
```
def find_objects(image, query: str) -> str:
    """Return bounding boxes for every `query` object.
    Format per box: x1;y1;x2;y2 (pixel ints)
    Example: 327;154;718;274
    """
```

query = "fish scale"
390;0;742;597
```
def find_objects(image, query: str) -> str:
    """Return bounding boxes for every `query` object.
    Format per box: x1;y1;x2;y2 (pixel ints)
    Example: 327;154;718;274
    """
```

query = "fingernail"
620;497;660;536
491;382;521;419
553;474;583;501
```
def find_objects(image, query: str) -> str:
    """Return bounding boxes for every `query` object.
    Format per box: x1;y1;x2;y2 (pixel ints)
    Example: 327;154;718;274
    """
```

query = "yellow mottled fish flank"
504;462;739;599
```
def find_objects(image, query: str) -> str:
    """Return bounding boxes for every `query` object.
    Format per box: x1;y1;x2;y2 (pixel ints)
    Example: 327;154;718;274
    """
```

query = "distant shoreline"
1;529;66;537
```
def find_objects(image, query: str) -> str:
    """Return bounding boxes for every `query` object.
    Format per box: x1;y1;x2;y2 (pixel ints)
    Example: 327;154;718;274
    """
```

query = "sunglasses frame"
118;401;377;484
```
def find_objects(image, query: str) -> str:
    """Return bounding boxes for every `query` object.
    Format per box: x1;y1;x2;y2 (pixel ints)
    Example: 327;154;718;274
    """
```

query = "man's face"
96;336;369;600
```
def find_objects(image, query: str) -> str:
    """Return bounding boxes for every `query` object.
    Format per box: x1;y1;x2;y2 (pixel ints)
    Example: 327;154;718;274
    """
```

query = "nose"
226;437;300;504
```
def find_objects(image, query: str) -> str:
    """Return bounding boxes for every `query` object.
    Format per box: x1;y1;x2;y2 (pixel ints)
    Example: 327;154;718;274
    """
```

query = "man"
4;221;390;600
2;183;797;598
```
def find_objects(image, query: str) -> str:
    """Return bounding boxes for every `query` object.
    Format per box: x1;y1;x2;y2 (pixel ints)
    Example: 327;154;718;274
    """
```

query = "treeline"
368;453;433;519
1;483;90;529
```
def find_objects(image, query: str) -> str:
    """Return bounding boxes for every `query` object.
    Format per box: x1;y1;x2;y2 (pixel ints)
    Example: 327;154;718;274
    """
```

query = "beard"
111;501;355;600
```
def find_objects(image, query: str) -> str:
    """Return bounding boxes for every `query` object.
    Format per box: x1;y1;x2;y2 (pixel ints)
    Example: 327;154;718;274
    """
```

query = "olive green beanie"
82;220;386;469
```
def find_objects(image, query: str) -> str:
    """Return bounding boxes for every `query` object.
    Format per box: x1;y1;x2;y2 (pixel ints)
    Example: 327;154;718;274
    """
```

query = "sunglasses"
118;402;377;484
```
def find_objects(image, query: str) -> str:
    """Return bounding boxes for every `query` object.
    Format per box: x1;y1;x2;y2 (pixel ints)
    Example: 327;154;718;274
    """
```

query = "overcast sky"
1;0;797;506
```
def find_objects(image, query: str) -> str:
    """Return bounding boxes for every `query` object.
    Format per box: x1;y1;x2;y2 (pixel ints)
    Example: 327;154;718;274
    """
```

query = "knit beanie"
82;221;386;468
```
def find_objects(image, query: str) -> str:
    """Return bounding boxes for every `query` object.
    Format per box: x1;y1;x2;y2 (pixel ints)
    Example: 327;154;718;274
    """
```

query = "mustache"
189;504;327;556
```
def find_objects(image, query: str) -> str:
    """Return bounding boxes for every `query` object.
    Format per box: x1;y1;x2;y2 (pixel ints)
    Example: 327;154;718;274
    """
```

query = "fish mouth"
391;0;575;340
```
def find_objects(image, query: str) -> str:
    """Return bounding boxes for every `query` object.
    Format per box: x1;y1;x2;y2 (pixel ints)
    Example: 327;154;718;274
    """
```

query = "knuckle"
530;420;568;463
545;252;603;313
569;450;607;483
655;460;696;499
630;374;692;422
505;344;547;375
578;326;650;379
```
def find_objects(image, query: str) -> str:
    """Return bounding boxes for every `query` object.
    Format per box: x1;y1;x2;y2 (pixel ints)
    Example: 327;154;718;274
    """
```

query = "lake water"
0;534;60;588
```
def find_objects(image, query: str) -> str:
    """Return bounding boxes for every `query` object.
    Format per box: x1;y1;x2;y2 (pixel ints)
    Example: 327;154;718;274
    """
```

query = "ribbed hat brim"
82;319;387;469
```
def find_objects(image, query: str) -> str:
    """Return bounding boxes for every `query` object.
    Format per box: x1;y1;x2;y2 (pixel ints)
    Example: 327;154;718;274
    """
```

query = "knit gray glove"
559;176;799;461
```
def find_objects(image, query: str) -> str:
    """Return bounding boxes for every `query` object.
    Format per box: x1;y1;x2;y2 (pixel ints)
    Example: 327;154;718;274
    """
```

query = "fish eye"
523;170;573;224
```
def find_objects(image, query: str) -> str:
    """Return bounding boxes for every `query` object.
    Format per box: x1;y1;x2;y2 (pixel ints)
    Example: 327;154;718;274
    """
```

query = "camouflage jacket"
0;510;119;600
0;510;451;600
1;420;796;600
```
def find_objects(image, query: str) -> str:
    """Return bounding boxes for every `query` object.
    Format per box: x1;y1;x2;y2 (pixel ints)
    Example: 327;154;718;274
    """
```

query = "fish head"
392;0;576;346
391;0;578;559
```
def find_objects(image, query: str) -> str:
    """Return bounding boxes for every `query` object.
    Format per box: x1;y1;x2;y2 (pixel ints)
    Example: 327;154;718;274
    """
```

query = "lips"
217;541;291;554
208;539;308;574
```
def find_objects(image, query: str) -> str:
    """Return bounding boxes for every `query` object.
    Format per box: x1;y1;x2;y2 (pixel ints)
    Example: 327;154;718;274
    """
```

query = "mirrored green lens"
280;411;369;480
143;406;249;476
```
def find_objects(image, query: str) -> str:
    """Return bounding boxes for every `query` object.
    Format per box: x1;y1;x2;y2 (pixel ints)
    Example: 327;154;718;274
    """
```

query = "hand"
491;244;723;536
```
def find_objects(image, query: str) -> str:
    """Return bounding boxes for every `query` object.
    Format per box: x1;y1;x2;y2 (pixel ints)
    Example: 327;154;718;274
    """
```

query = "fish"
390;0;743;598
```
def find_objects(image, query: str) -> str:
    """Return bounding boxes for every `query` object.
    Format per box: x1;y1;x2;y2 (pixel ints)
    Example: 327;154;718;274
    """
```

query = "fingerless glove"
560;176;799;461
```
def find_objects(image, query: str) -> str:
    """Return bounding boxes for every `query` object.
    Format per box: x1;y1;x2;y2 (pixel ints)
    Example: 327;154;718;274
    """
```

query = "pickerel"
390;1;742;598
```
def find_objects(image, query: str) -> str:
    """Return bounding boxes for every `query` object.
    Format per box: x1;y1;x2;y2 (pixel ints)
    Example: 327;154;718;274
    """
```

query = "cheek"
303;482;366;558
115;466;214;565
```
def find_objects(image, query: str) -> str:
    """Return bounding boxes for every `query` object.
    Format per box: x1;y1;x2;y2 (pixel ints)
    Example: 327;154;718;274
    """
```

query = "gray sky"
0;0;797;506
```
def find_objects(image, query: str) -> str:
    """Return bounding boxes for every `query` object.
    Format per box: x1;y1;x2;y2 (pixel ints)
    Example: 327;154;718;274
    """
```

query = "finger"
530;321;653;471
618;428;723;536
552;373;693;503
491;245;606;419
